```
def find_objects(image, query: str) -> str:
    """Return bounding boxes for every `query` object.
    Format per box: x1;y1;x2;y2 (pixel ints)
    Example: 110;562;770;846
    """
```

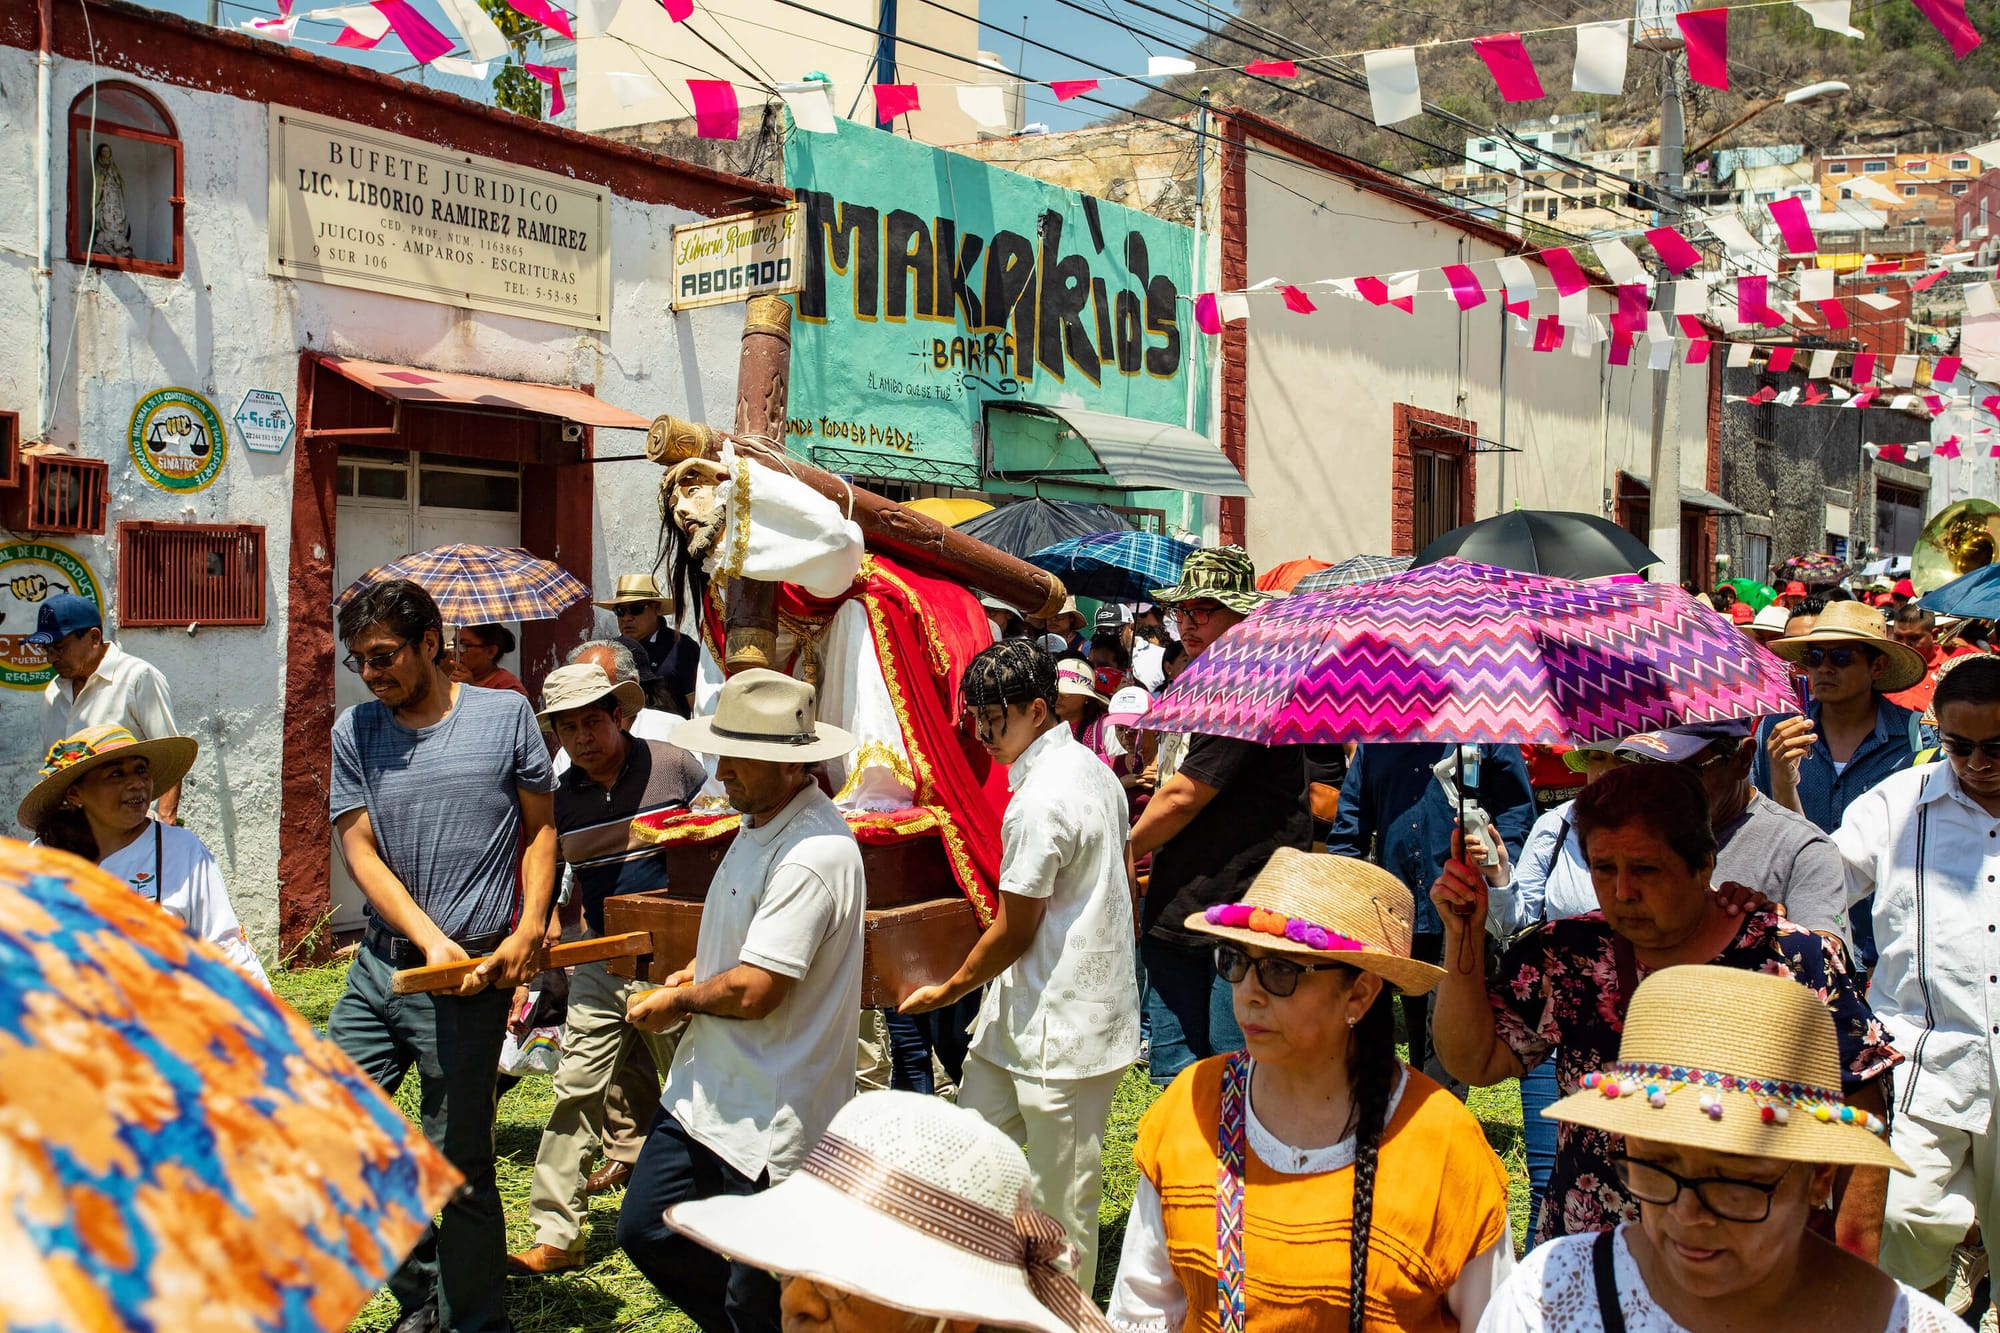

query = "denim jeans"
886;990;980;1094
1520;1060;1562;1247
616;1111;778;1333
328;945;513;1333
1140;937;1244;1086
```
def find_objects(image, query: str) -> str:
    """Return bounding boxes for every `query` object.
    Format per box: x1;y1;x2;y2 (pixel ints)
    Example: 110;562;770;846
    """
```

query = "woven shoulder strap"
1215;1051;1252;1333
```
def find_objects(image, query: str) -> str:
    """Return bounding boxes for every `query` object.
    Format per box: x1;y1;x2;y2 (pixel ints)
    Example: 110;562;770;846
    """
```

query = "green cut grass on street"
277;961;1529;1332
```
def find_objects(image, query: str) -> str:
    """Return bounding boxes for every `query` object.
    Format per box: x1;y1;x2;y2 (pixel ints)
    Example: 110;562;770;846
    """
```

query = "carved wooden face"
666;463;727;561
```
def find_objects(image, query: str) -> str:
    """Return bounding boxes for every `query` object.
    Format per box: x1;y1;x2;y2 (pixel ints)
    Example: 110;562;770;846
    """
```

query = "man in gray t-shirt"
324;579;556;1333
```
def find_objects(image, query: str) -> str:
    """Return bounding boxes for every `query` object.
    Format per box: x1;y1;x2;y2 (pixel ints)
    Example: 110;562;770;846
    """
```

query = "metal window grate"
116;522;266;627
3;453;109;535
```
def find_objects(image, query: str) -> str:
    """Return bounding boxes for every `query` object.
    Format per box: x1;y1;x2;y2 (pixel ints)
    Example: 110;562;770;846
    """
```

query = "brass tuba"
1913;498;2000;592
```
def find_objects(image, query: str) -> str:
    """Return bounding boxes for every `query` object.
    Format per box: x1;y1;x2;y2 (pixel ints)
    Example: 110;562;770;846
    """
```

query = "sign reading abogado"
670;206;802;311
267;107;611;330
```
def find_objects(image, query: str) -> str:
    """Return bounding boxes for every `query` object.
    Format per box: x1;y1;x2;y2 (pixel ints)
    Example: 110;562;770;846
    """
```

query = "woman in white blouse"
21;724;268;986
1480;965;1955;1333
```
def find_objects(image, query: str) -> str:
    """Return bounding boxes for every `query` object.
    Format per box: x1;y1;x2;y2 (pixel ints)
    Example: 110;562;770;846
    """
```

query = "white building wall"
0;44;749;961
1238;148;1711;566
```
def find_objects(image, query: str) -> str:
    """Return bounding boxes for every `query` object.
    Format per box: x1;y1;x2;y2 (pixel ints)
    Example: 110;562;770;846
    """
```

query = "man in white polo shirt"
618;669;864;1333
31;594;182;824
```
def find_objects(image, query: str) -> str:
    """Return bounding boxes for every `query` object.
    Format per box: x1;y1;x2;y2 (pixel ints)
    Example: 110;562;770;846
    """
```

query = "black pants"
616;1110;779;1333
1399;932;1446;1072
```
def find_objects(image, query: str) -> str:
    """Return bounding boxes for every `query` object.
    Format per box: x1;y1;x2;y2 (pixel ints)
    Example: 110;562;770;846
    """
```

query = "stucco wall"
1237;146;1712;567
0;44;749;964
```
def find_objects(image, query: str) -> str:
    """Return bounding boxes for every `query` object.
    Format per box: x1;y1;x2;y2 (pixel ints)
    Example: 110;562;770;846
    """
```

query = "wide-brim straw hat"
1750;603;1792;635
1548;964;1907;1173
1767;601;1927;692
670;667;856;763
594;573;672;610
535;663;646;731
18;725;199;831
1055;659;1108;706
667;1091;1110;1333
1184;846;1445;994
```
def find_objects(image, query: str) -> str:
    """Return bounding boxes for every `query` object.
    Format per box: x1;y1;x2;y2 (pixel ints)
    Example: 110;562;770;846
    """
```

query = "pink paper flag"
1934;355;1963;383
1355;276;1391;306
1991;444;2000;458
1767;346;1795;373
1051;79;1098;101
660;0;693;20
1914;269;1949;292
1984;393;2000;416
1686;338;1713;365
507;0;574;37
1608;334;1635;367
1442;264;1487;310
688;79;739;139
1613;284;1649;336
1279;284;1317;314
372;0;454;62
1853;352;1877;382
1927;394;1948;416
334;22;385;47
1534;315;1565;352
1677;313;1707;340
1938;436;1963;458
1195;293;1222;335
1245;59;1298;77
1539;247;1588;297
1676;7;1730;89
1472;33;1545;101
1816;299;1849;329
1737;275;1772;324
1767;197;1816;255
1803;383;1827;405
1747;386;1777;404
524;62;566;116
874;83;920;122
1646;226;1703;275
1911;0;1982;55
1879;443;1908;463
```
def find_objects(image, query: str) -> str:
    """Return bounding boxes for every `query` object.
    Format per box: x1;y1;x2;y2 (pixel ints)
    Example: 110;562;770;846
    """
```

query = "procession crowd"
18;540;2000;1333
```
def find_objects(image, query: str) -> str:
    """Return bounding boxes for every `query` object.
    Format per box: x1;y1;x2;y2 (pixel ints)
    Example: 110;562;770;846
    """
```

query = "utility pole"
1646;61;1686;584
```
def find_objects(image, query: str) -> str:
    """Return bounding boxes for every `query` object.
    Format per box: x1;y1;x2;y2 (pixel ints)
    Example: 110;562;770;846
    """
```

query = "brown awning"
316;356;650;431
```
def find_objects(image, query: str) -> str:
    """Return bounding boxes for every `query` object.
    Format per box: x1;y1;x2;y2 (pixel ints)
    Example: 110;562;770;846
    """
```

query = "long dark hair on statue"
1338;966;1399;1333
653;499;711;632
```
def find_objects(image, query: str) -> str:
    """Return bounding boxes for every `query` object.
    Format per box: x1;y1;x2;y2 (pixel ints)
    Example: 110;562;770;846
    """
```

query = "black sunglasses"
1801;646;1875;671
1613;1154;1795;1223
342;639;410;674
1942;734;2000;760
1214;943;1347;998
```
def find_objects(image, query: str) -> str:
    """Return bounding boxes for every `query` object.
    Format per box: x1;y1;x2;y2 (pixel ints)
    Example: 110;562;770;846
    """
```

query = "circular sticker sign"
0;540;103;690
129;387;227;493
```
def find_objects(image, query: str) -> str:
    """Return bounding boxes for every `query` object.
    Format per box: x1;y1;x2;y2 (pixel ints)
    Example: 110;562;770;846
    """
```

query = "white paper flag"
1386;270;1421;304
957;85;1008;129
779;80;839;134
1593;239;1649;287
1704;214;1762;256
1646;310;1670;341
1967;141;2000;170
1672;276;1709;317
1786;302;1818;326
432;56;491;78
1559;289;1591;329
1363;48;1422;127
604;70;660;107
1890;355;1918;387
435;0;510;61
314;5;391;39
1648;337;1676;370
1512;316;1535;347
1727;342;1755;368
1575;315;1607;347
1809;349;1836;379
243;15;299;38
1571;336;1594;358
1218;292;1251;324
1573;19;1629;94
1147;55;1197;77
1796;268;1835;302
1794;0;1862;34
1970;283;2000;318
1857;293;1901;311
1495;255;1537;308
574;0;623;36
1841;175;1903;208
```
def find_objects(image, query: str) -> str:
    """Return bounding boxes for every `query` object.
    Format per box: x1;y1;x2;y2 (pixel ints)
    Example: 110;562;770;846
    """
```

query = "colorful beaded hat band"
1201;903;1368;954
1581;1060;1886;1136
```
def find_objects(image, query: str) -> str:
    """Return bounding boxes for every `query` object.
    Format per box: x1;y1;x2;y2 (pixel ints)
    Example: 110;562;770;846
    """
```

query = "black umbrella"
953;497;1134;560
1413;510;1661;581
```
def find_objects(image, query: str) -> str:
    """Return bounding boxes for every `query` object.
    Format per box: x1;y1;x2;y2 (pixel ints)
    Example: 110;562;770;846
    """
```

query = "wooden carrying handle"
389;930;656;995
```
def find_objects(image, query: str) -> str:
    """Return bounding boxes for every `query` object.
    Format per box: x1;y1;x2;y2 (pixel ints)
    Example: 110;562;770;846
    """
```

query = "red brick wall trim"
1218;117;1249;548
1390;404;1478;557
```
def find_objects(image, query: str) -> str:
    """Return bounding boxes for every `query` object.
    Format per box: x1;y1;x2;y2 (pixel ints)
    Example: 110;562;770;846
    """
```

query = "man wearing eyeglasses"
326;578;557;1333
594;574;697;715
1754;601;1927;968
1834;655;2000;1307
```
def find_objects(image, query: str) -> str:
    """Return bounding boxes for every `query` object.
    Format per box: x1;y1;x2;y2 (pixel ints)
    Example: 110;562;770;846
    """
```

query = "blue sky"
130;0;1200;130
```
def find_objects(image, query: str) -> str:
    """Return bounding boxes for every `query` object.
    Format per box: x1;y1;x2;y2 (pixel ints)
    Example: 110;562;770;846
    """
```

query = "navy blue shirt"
1751;698;1920;834
1326;742;1536;935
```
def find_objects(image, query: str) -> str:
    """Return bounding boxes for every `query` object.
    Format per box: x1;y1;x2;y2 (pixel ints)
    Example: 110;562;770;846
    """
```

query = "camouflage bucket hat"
1149;546;1282;616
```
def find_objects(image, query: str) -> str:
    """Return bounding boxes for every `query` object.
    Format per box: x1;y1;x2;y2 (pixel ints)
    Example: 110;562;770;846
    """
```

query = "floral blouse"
1487;910;1900;1241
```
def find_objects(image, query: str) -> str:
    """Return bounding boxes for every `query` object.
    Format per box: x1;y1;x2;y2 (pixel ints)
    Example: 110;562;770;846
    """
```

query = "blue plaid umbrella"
334;544;590;624
1027;531;1200;603
1290;554;1412;594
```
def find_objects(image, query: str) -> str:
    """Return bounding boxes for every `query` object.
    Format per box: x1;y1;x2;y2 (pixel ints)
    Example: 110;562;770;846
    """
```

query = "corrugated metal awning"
317;356;651;430
1680;485;1743;516
1022;405;1253;498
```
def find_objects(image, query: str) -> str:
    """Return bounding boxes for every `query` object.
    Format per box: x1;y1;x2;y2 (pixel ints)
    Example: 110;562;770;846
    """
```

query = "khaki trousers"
526;949;680;1250
1883;1102;2000;1291
958;1051;1127;1292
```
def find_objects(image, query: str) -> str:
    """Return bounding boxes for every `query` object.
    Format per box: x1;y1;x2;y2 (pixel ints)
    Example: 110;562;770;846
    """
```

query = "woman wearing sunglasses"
1109;847;1512;1333
1481;965;1954;1333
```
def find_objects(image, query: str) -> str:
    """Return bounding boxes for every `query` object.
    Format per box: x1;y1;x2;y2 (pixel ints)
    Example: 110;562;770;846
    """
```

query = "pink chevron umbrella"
1140;558;1798;746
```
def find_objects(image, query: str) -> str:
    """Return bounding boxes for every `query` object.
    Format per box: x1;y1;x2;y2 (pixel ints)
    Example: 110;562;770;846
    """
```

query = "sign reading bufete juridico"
267;107;611;330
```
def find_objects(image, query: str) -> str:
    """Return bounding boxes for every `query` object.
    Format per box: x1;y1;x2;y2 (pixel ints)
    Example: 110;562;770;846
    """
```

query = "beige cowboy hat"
1549;964;1907;1173
670;667;856;763
1185;846;1445;995
535;663;645;732
667;1091;1111;1333
1766;600;1927;693
594;573;673;611
1055;659;1108;706
17;725;199;832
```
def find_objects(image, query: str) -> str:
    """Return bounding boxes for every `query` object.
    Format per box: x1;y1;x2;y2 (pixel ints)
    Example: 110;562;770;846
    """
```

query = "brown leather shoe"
506;1243;584;1276
584;1159;633;1196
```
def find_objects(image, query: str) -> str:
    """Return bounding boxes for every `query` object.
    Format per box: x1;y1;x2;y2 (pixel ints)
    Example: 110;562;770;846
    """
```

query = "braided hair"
1340;968;1400;1333
960;638;1058;712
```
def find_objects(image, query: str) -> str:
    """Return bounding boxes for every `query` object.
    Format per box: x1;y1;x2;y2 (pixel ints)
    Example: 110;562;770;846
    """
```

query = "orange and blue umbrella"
0;839;459;1333
1141;558;1796;747
333;543;589;624
1027;531;1198;603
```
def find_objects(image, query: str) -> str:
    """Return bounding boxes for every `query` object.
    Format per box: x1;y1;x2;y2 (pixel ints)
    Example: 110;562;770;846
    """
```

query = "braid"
960;639;1059;711
1344;979;1399;1333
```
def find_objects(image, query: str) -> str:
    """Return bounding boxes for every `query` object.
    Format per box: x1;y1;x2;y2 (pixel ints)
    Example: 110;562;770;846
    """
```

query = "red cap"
1729;602;1754;623
1783;581;1808;597
1873;592;1894;607
1894;578;1916;597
